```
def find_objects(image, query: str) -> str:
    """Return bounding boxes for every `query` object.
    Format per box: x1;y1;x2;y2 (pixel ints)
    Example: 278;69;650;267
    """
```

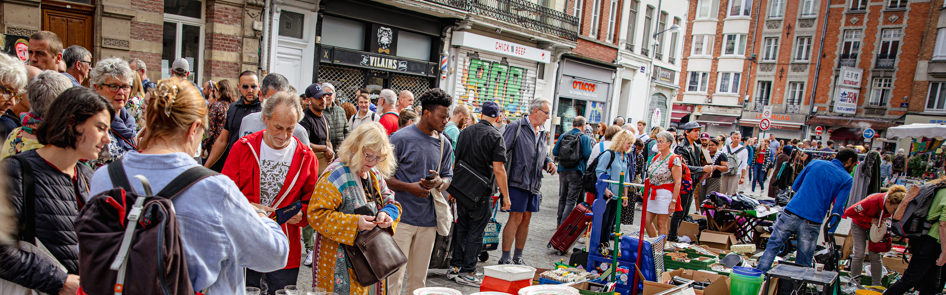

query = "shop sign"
834;88;859;114
559;76;610;102
652;66;675;84
321;46;437;77
451;31;551;63
369;24;398;56
839;66;863;89
741;111;807;124
701;105;741;116
456;55;535;115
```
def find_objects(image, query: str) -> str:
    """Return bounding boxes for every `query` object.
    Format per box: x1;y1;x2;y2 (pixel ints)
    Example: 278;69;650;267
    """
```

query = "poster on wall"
456;53;536;117
1;34;29;64
588;101;603;124
833;88;858;114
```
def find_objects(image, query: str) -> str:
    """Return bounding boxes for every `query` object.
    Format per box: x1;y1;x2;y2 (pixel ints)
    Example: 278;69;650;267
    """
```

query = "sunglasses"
242;84;259;90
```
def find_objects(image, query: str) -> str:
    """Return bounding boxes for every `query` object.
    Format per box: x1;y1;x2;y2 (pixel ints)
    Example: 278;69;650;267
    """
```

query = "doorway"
270;6;316;95
555;97;587;140
42;1;94;53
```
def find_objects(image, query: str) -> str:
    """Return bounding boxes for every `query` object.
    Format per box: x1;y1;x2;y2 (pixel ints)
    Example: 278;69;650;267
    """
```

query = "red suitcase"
547;202;593;255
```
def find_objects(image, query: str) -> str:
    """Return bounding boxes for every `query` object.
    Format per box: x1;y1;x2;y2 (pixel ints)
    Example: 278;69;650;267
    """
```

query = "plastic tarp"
886;123;946;140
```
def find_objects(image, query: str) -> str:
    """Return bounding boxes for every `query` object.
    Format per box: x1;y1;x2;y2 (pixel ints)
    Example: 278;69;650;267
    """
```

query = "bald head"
397;90;414;111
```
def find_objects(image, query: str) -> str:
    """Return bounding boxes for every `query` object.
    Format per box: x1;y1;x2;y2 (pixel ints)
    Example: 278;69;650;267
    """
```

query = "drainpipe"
743;0;763;115
261;0;272;73
807;0;832;138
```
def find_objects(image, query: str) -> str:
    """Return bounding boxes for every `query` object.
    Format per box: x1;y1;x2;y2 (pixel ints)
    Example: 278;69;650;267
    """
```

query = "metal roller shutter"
452;49;541;118
318;64;366;104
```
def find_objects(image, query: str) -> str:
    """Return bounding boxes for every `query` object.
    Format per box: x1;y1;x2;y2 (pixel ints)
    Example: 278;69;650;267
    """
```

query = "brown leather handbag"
343;226;407;286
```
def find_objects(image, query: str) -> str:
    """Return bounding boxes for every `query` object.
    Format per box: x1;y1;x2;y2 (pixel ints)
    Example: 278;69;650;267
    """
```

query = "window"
850;0;867;10
669;17;680;63
687;72;710;92
655;12;667;59
762;37;779;61
607;0;618;42
729;0;752;17
574;0;584;30
879;29;901;59
163;0;204;84
757;81;772;106
800;0;817;17
718;72;741;93
794;37;812;62
889;0;907;9
869;78;892;106
926;82;946;112
590;0;602;37
724;34;747;55
278;11;305;39
697;0;719;19
626;0;638;52
397;31;433;61
692;35;713;55
769;0;785;18
787;82;805;105
934;29;946;60
642;6;654;54
322;16;366;50
842;30;862;56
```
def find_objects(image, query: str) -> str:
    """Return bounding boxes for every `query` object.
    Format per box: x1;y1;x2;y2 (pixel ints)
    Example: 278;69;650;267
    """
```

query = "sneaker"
512;258;528;266
453;273;482;287
446;267;460;280
303;250;314;267
498;259;511;265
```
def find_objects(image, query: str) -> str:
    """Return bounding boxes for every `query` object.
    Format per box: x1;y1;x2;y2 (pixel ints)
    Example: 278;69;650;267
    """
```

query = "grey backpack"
723;145;745;176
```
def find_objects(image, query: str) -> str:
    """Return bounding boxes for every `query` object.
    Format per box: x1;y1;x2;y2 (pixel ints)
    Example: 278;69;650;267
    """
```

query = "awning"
696;115;738;126
739;118;804;130
806;116;899;130
671;105;694;122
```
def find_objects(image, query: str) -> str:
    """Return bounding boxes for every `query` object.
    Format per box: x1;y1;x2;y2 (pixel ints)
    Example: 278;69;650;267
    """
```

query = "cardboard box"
883;255;909;273
689;213;707;221
700;231;738;252
834;233;853;260
679;221;701;242
642;269;731;295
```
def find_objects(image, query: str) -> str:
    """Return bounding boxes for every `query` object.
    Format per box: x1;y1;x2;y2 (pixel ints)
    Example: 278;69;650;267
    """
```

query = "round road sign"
760;118;771;131
863;128;875;139
815;126;823;136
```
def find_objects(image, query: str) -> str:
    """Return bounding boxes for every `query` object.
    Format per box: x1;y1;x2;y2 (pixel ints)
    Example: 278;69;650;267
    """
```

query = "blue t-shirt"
389;125;455;227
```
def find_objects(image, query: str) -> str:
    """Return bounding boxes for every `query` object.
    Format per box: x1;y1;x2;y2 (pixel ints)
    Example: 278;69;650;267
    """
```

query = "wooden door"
41;2;94;51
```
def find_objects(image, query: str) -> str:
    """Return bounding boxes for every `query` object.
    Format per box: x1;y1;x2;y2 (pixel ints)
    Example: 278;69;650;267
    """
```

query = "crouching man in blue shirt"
757;148;859;273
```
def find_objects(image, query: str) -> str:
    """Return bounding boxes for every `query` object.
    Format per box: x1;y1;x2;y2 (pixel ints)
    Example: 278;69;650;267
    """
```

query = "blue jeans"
757;211;821;273
752;163;766;191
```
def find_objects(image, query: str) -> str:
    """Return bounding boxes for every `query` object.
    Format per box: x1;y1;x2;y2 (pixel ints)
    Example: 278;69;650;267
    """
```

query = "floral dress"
124;96;144;132
0;128;43;159
203;100;230;156
307;161;401;295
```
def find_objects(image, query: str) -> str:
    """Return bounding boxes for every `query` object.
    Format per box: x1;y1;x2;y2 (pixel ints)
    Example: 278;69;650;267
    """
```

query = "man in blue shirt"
758;148;858;272
61;45;91;87
551;116;594;225
386;88;454;295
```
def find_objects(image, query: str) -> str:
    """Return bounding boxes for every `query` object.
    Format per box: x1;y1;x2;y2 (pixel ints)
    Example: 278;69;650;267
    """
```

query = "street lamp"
653;24;681;41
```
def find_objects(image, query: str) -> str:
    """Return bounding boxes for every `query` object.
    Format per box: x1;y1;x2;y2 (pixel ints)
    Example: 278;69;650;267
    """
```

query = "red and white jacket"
222;130;318;270
843;192;890;230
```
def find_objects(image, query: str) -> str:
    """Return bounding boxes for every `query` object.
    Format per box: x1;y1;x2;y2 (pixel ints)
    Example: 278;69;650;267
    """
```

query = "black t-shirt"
455;120;506;188
211;97;261;172
300;108;328;146
710;152;727;179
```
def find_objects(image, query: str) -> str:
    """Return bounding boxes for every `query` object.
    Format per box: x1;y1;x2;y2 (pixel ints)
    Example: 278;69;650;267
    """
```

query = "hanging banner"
834;88;859;114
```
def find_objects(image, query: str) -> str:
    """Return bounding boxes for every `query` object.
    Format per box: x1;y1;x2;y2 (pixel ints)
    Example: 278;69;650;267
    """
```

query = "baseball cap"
700;132;711;139
304;83;329;99
171;58;190;72
681;121;701;130
481;101;501;118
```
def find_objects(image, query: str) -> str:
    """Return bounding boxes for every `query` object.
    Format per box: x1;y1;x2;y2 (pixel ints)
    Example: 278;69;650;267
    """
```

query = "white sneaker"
303;250;314;267
446;267;460;280
453;273;482;287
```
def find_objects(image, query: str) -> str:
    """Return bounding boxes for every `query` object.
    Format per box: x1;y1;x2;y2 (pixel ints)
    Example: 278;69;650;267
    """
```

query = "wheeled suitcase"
547;202;593;255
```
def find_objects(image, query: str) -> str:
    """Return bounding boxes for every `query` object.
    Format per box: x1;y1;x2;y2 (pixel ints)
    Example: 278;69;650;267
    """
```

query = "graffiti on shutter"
453;50;539;118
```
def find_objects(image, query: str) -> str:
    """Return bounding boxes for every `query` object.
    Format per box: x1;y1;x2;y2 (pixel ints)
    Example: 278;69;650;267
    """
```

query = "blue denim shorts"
509;187;540;212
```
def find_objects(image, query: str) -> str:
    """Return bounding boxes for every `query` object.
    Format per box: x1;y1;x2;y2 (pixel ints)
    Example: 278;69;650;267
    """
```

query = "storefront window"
555;97;587;139
278;10;305;39
397;30;432;61
322;16;366;50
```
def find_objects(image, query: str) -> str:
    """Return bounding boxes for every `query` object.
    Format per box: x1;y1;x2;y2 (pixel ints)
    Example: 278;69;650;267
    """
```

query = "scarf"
111;108;138;151
20;112;41;134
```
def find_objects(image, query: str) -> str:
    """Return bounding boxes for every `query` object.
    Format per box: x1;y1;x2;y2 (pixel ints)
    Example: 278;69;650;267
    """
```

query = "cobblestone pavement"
294;171;849;293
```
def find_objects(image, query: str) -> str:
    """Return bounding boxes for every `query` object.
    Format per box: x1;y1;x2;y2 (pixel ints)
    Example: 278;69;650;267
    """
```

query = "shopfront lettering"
495;42;527;56
368;56;399;70
459;57;533;115
572;80;596;92
754;113;792;121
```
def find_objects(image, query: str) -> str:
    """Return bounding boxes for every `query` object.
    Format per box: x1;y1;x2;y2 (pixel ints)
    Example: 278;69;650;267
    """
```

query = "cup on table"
246;287;261;295
285;285;299;295
814;263;824;272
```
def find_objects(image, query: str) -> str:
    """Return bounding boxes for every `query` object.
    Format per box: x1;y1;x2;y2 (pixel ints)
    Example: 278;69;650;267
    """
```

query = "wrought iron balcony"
625;43;634;52
876;54;895;69
655;52;663;61
786;104;802;114
461;0;579;41
838;53;857;68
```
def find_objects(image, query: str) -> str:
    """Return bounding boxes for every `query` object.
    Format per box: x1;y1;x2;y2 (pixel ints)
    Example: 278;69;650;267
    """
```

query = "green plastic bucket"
729;270;764;295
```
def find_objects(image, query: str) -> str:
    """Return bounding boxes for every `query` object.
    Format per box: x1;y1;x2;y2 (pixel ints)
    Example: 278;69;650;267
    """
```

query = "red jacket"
221;131;318;270
843;192;890;230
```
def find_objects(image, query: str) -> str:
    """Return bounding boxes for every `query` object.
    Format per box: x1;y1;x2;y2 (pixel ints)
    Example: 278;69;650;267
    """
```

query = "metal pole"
632;174;648;295
612;171;625;283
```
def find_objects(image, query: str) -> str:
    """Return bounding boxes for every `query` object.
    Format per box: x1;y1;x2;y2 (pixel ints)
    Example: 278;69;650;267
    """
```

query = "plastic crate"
662;255;716;271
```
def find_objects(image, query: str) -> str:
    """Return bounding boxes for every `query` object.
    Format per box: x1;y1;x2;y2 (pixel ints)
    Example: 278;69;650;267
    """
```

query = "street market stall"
886;123;946;181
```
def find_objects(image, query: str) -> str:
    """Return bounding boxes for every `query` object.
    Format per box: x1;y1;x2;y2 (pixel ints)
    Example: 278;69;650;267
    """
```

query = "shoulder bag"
868;193;893;252
431;135;454;236
344;174;408;286
446;159;494;209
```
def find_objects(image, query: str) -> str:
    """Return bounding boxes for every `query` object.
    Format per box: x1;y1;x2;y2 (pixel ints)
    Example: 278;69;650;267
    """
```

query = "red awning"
671;104;694;122
697;115;737;126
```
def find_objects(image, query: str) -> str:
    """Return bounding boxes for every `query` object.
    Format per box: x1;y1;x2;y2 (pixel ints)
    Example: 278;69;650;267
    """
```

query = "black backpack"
891;182;946;238
642;138;656;165
581;150;616;196
558;133;583;169
893;155;906;170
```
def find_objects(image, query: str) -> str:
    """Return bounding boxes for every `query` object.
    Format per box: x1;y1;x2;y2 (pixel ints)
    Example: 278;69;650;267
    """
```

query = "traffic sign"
815;126;823;136
762;106;772;118
863;128;875;139
760;118;771;130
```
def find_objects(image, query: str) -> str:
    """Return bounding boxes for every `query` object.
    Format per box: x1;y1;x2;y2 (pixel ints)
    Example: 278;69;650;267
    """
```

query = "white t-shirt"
258;139;297;207
588;140;612;166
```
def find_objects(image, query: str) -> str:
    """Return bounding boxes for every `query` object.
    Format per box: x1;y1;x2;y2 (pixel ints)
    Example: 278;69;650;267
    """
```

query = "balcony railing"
427;0;580;41
786;104;802;114
876;54;895;69
655;52;663;61
625;43;634;52
839;53;857;68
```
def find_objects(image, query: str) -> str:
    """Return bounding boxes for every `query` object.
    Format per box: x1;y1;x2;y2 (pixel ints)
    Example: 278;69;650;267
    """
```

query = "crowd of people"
1;29;943;295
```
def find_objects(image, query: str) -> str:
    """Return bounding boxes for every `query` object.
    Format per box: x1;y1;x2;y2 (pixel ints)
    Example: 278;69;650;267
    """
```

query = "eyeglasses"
242;84;259;90
0;85;21;103
537;108;551;116
364;152;386;163
80;60;93;67
100;83;132;93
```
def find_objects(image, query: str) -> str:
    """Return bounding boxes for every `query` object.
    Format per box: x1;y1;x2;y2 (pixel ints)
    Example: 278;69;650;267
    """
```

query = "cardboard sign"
700;231;738;252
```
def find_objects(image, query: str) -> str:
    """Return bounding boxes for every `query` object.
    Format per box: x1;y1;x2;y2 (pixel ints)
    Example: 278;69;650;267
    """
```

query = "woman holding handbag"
843;185;906;285
307;123;402;295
